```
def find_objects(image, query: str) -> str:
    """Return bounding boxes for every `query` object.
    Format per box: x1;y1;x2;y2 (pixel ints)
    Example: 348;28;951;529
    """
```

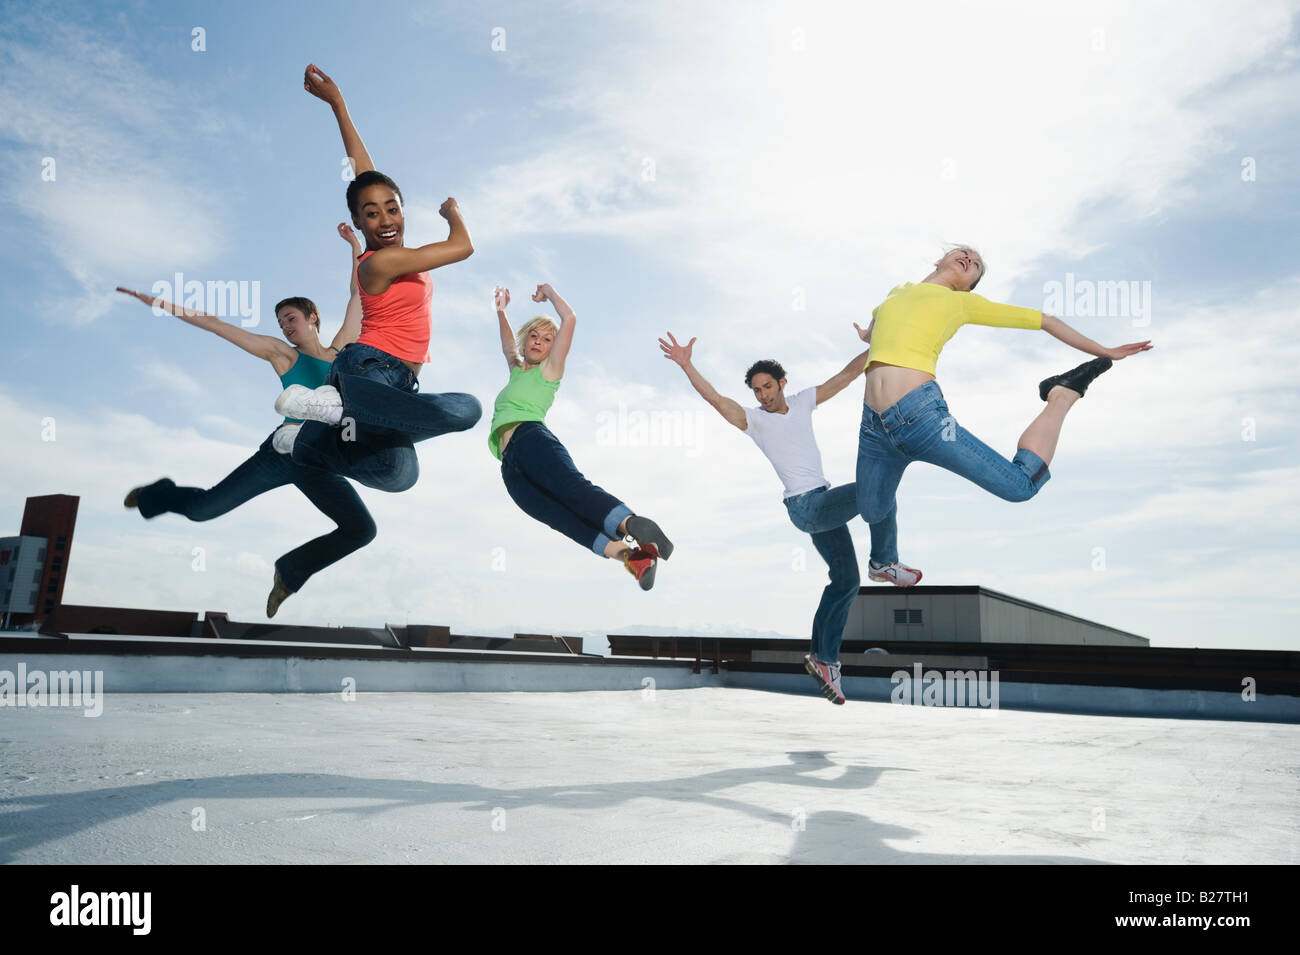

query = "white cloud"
0;18;231;324
455;0;1299;309
137;361;202;398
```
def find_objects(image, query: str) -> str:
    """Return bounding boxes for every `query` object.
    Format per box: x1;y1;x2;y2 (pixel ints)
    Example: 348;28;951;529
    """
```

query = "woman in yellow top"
856;247;1152;578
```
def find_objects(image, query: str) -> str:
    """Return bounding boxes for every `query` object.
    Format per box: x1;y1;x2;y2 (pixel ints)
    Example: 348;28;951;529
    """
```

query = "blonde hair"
943;244;985;290
515;315;560;361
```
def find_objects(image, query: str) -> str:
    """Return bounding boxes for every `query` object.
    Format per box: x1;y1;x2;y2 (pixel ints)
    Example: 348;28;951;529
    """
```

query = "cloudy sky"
1;0;1297;651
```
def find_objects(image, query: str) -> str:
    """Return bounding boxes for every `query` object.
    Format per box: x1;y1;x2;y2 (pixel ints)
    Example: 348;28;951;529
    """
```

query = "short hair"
944;244;986;290
745;359;786;388
274;296;320;330
515;315;560;360
346;170;404;220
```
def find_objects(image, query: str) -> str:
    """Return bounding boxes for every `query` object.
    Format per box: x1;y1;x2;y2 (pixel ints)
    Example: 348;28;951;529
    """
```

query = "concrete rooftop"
2;688;1295;864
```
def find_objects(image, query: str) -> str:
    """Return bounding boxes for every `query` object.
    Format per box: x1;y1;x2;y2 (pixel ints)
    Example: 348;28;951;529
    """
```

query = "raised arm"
658;332;748;431
536;284;576;380
1041;314;1152;360
304;64;374;176
815;322;873;404
115;287;293;370
494;286;521;370
327;222;365;353
358;197;473;295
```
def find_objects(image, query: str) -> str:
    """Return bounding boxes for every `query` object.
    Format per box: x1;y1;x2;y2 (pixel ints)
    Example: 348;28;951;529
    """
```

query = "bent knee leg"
997;449;1051;503
857;492;894;525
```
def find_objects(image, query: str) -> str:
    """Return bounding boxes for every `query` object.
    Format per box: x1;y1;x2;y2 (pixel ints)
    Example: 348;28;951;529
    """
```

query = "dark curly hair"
744;359;786;388
346;170;404;220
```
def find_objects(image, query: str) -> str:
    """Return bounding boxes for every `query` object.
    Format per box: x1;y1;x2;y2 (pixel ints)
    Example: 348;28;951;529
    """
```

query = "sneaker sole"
626;516;674;560
803;654;846;705
868;569;923;587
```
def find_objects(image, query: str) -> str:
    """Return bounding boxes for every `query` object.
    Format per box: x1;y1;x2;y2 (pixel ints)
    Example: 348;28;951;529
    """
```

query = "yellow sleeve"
962;292;1042;330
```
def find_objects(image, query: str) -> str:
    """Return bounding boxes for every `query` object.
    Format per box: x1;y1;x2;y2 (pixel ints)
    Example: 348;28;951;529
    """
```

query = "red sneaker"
804;654;846;705
621;547;658;591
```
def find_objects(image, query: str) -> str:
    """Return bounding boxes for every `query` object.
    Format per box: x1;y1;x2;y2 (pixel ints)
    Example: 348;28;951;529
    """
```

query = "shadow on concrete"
0;751;1100;864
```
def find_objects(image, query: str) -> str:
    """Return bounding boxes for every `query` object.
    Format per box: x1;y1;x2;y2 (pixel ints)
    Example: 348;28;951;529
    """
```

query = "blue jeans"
135;431;377;593
292;342;482;492
856;382;1050;561
784;484;861;665
500;422;633;556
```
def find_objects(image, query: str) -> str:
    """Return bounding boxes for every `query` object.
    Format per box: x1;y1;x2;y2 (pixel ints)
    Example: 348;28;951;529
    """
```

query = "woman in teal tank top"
491;284;674;590
116;224;376;617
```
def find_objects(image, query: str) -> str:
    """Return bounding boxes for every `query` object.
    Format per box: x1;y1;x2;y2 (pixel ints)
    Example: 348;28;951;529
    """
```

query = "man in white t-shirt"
660;330;922;706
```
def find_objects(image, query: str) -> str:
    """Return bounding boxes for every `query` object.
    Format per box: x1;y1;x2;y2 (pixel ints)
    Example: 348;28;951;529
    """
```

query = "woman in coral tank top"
275;64;482;493
117;224;375;618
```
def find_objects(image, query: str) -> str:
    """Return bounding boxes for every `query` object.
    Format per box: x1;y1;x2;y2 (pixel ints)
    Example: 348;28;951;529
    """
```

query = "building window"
51;557;63;572
46;579;59;593
33;569;41;584
44;599;54;613
893;609;923;625
36;548;46;562
56;536;67;551
29;590;38;605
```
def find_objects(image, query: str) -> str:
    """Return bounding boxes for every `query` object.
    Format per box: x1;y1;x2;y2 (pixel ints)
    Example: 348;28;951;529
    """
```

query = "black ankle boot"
1038;357;1113;401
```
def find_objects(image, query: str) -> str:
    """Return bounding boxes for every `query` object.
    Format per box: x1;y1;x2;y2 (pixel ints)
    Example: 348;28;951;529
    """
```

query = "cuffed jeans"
135;431;377;593
856;382;1051;562
784;483;861;665
500;422;634;556
292;342;482;492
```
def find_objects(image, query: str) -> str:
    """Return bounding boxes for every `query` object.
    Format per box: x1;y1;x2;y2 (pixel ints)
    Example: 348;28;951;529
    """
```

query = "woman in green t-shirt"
489;283;673;590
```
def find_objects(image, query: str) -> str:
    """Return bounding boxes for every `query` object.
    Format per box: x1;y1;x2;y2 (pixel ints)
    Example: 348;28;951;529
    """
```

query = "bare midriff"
496;422;521;456
863;361;936;414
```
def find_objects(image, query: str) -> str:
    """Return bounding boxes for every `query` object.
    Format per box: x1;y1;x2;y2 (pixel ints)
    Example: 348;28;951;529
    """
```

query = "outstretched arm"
1042;314;1152;360
815;322;872;404
328;222;365;352
658;332;748;431
494;286;521;370
304;64;374;176
358;197;473;294
536;284;576;380
115;287;293;368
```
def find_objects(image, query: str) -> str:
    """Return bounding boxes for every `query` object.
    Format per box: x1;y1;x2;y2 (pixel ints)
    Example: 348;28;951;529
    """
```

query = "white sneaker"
868;559;923;587
271;423;301;455
275;384;343;424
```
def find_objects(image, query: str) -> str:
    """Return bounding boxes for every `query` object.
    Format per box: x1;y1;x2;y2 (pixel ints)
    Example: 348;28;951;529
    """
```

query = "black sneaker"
266;570;294;618
1038;357;1113;401
625;515;674;560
